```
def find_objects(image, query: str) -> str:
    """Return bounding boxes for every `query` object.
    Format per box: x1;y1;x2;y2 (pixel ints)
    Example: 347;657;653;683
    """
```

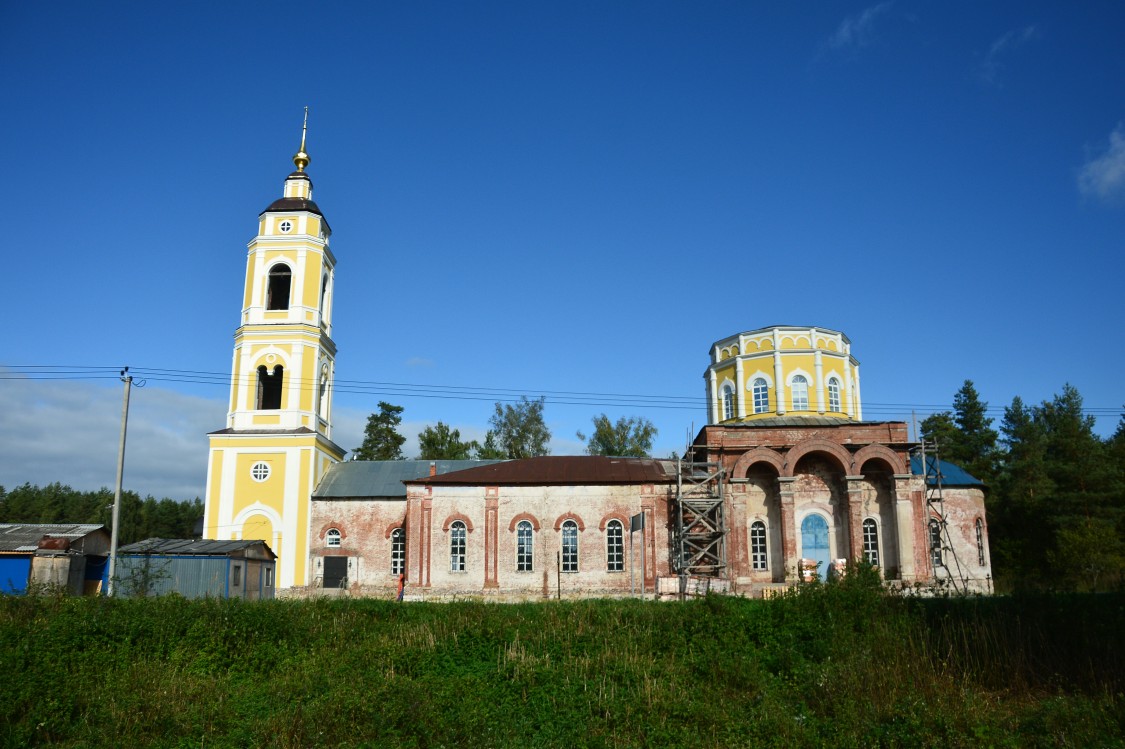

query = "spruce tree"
950;380;999;483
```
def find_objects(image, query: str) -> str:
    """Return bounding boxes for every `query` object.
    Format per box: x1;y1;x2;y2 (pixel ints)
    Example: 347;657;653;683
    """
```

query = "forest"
0;483;203;546
921;381;1124;592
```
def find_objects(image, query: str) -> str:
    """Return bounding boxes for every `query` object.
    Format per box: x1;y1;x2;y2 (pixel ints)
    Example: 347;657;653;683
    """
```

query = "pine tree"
353;402;407;461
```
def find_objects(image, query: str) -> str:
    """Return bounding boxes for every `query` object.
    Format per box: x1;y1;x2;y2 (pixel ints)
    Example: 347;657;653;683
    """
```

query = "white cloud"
1078;123;1125;202
0;375;224;500
829;2;894;50
981;25;1039;85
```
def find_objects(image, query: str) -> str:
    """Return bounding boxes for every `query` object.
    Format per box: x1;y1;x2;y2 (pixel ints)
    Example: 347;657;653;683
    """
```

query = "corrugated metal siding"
117;555;230;598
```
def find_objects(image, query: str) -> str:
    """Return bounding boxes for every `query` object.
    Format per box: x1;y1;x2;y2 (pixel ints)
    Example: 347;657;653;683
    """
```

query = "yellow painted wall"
707;330;859;422
204;450;224;539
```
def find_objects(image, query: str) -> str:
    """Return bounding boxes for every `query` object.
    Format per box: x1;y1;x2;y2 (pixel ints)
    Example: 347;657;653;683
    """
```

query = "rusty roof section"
412;455;677;486
0;524;107;553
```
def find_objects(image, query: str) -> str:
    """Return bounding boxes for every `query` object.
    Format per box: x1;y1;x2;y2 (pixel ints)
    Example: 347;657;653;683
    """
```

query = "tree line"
352;396;658;461
921;381;1124;592
0;483;204;546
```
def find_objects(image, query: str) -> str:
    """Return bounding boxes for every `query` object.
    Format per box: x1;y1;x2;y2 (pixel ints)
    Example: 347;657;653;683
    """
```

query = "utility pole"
106;368;133;597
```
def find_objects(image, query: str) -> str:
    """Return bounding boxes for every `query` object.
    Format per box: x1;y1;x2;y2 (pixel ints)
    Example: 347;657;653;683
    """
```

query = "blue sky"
2;1;1123;500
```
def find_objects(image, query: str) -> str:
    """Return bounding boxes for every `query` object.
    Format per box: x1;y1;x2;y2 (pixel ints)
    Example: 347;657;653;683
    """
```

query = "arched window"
266;265;292;311
606;520;624;572
929;519;943;567
975;518;985;566
561;520;578;572
516;520;534;572
391;528;405;575
862;518;879;566
317;373;328;419
752;378;769;414
722;383;735;420
450;521;466;572
750;521;767;571
319;274;329;321
256;365;284;410
827;378;841;412
791;375;809;411
326;528;341;548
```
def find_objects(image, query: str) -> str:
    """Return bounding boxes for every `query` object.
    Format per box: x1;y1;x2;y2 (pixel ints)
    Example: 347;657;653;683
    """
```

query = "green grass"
1;576;1122;748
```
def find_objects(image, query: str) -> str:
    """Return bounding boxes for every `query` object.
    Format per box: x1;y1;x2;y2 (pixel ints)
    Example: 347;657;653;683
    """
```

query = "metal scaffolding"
672;450;728;581
917;440;968;593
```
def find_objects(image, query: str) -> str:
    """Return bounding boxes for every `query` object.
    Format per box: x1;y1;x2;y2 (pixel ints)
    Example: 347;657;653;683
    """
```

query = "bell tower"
203;110;345;588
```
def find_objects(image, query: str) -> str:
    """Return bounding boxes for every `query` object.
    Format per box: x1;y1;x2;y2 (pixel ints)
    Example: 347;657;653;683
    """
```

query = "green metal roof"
313;460;506;500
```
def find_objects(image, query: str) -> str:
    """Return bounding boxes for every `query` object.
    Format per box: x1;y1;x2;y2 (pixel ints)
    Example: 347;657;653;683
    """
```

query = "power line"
3;364;1121;418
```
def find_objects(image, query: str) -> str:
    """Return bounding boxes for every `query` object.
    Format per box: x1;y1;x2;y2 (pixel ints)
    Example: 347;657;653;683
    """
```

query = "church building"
692;326;991;593
204;123;992;597
202;116;346;589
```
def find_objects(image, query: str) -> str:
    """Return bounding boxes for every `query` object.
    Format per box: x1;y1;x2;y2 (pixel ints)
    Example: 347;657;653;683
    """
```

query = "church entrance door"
323;556;348;589
800;514;830;581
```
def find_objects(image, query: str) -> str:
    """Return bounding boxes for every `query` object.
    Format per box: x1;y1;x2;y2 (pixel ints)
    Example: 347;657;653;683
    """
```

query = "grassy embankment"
1;574;1122;748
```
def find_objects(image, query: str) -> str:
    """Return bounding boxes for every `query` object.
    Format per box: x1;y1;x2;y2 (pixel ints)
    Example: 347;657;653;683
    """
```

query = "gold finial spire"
293;106;310;172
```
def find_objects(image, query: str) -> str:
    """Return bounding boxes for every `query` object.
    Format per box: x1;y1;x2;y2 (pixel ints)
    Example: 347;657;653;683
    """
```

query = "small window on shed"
232;564;242;587
326;528;341;548
266;265;292;311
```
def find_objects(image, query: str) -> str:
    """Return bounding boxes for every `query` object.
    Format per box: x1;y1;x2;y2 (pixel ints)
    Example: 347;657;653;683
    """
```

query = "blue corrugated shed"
910;455;983;486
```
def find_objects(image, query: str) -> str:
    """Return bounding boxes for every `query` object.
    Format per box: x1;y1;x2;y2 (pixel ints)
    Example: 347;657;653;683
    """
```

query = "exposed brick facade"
692;420;992;593
304;427;992;599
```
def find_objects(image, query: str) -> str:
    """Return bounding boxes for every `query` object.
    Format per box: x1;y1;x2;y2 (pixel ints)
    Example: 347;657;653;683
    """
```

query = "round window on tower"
250;462;271;482
278;220;293;234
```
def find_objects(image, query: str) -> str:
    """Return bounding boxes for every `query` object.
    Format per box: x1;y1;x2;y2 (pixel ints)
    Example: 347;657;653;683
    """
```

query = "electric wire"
2;364;1121;419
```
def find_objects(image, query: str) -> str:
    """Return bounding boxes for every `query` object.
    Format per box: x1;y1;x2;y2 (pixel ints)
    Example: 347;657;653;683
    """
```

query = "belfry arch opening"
266;265;292;311
257;365;284;410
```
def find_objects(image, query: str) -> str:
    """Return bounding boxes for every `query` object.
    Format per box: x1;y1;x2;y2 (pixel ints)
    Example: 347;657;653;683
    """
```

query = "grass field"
1;572;1121;748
